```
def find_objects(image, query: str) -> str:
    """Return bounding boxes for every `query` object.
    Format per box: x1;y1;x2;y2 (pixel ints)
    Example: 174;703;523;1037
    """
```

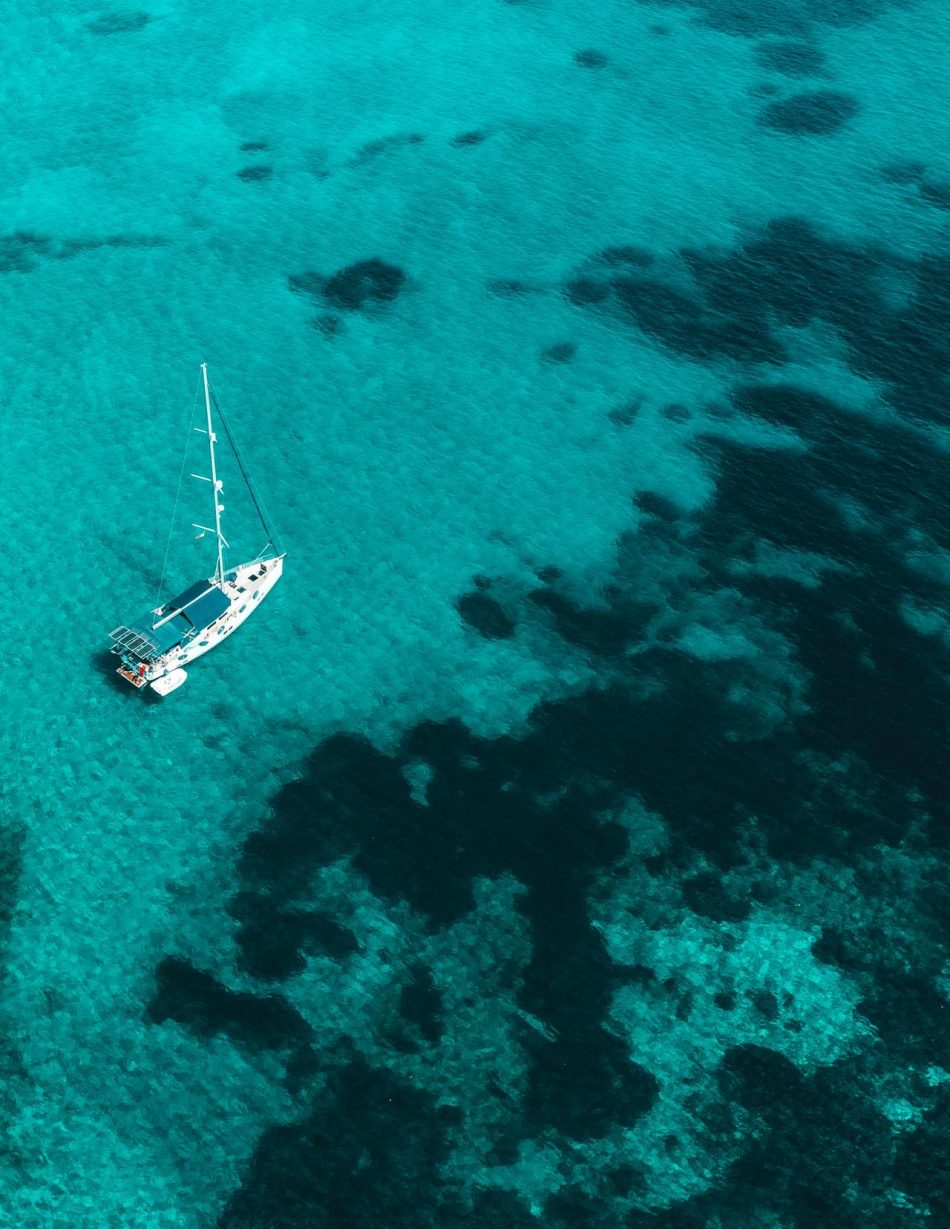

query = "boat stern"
115;663;150;689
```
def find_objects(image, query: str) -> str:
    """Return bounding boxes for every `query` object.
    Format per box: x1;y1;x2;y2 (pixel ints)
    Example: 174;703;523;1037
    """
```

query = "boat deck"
116;665;148;689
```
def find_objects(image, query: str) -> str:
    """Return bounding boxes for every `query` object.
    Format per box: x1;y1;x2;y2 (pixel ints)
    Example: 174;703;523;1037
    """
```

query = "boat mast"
201;362;226;584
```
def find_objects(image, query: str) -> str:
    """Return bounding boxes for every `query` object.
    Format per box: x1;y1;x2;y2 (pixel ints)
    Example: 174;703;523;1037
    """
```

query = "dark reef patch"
731;382;845;433
694;430;950;853
321;259;403;312
565;276;611;307
759;90;859;135
893;1088;950;1219
857;969;950;1066
237;165;272;182
811;925;866;972
240;141;270;152
451;130;487;147
529;588;656;656
612;274;780;362
880;158;925;185
0;230;165;273
574;49;609;68
608;398;642;427
614;280;714;354
0;232;52;274
313;313;343;337
755;40;826;75
456;590;517;639
0;822;24;946
685;217;875;347
682;871;750;923
148;956;313;1057
290;259;405;311
228;639;827;953
710;1048;896;1226
321;259;405;310
228;894;358;981
541;341;577;363
569;214;950;436
218;1058;462;1228
919;179;950;211
398;966;444;1044
641;0;892;37
86;10;150;34
522;985;659;1140
635;490;681;520
351;132;425;166
227;691;697;1154
750;989;780;1021
0;811;26;1142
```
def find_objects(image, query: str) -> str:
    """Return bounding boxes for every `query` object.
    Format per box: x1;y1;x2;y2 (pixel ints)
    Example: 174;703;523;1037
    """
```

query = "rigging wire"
154;372;202;607
209;380;283;557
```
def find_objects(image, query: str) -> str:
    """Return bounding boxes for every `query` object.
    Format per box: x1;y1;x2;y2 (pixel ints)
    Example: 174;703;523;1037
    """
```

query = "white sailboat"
109;363;284;696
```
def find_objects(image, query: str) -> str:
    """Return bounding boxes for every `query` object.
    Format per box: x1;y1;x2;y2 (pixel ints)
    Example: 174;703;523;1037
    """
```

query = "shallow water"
2;0;950;1224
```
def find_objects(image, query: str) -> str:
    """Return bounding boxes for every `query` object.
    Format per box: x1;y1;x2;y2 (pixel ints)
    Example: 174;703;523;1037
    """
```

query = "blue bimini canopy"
163;579;231;631
109;580;231;661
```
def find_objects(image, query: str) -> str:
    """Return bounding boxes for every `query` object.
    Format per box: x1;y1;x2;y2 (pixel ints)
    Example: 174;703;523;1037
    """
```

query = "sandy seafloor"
1;0;950;1224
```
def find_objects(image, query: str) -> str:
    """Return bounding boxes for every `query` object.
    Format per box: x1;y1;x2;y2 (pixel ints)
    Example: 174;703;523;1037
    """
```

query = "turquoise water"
3;0;950;1224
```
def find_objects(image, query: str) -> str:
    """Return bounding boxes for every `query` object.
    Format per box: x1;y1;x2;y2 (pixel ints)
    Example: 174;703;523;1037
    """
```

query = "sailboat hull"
117;556;284;691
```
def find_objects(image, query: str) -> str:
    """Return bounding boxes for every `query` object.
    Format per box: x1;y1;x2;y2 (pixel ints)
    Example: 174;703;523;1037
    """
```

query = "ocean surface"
1;0;949;1224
